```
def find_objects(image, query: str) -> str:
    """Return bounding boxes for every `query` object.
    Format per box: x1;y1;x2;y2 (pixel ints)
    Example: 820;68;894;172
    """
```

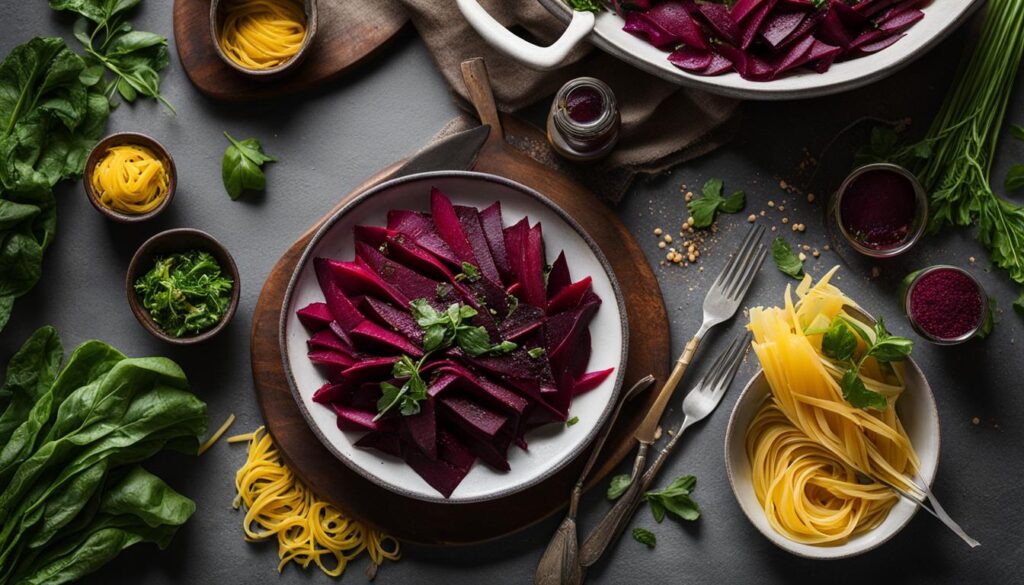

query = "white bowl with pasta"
724;360;940;559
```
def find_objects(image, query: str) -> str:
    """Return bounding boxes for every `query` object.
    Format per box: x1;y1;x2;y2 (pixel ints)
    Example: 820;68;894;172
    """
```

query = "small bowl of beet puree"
902;266;987;344
833;163;928;257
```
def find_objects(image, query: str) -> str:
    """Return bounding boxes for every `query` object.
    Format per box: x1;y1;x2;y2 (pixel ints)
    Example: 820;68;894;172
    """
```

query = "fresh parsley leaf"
976;298;997;339
566;416;579;427
821;318;858;361
607;474;632;500
840;369;887;411
527;347;546;359
567;0;604;13
771;237;804;279
643;475;700;522
460;262;481;282
222;132;276;200
865;316;913;362
632;527;656;548
687;178;745;228
1006;164;1024;192
375;355;430;420
410;299;516;356
436;282;452;299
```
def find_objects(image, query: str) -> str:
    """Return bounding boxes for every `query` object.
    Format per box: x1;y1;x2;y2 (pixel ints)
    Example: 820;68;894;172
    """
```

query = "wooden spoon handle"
460;58;505;144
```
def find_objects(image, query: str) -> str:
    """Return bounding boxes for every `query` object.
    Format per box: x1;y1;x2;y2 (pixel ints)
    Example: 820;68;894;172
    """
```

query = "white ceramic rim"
278;171;628;504
724;359;941;559
536;0;984;100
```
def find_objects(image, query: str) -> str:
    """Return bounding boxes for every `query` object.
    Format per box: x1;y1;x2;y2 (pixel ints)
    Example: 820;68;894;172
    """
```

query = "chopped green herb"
222;132;276;200
566;416;579;427
607;474;632;500
632;527;656;548
458;261;481;282
771;237;804;279
821;316;912;410
567;0;604;12
687;178;746;228
527;347;546;359
436;282;452;299
133;250;234;337
409;298;517;357
643;475;700;523
376;355;429;420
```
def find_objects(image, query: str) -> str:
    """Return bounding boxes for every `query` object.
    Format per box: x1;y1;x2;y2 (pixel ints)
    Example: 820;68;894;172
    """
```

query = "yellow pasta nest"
231;427;399;577
219;0;307;70
745;267;919;546
91;145;169;214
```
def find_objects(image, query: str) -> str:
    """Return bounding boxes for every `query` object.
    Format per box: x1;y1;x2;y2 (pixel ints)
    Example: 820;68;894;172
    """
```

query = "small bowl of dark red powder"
902;265;987;344
834;163;928;258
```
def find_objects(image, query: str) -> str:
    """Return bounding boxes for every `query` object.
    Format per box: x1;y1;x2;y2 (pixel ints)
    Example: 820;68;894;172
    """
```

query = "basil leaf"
719;190;746;214
866;316;912;361
632;527;656;548
771;237;804;279
822;318;857;361
222;133;275;200
607;474;632;500
840;369;887;411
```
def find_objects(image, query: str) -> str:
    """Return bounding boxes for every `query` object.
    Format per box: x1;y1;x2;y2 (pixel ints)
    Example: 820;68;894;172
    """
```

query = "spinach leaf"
0;326;62;445
771;236;804;279
222;132;275;200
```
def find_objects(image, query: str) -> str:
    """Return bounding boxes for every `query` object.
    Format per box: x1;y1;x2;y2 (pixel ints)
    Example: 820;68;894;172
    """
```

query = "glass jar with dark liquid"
547;77;621;162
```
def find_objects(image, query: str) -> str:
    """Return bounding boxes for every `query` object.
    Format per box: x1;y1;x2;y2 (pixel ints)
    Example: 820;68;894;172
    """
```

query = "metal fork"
577;223;766;568
578;333;752;569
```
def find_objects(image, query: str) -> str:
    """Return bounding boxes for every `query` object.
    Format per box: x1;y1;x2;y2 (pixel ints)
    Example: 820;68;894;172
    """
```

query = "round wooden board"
173;0;409;102
249;60;670;545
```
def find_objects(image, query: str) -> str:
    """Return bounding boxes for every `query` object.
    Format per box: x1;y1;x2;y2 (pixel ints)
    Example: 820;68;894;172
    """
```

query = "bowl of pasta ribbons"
211;0;318;79
725;267;939;558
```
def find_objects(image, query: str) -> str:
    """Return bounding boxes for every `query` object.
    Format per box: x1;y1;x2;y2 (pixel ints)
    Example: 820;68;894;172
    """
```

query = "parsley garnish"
566;416;579;427
820;316;912;410
222;133;276;200
454;262;481;282
687;178;746;229
409;299;517;356
375;355;429;420
771;236;804;279
527;347;546;359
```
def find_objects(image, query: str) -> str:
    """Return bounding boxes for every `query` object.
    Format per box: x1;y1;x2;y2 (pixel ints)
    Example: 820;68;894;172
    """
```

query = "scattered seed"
664;234;673;243
972;417;980;425
779;179;788;190
782;217;789;224
798;252;807;261
768;200;775;207
807;193;816;203
747;214;757;223
658;241;666;249
654;228;663;236
812;249;820;258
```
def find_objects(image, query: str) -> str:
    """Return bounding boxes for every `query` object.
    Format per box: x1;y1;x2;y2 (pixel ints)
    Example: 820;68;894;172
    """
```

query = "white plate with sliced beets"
279;171;627;503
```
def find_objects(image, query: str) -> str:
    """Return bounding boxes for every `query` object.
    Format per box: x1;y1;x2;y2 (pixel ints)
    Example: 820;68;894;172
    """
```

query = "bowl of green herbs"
127;228;240;344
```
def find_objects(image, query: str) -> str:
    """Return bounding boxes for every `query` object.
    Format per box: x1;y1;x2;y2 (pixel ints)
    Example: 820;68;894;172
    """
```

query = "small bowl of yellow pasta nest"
85;132;176;223
211;0;318;79
724;267;940;559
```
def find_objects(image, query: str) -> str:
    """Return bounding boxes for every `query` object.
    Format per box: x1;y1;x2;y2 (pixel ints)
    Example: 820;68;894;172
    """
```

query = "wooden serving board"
249;59;670;545
173;0;409;101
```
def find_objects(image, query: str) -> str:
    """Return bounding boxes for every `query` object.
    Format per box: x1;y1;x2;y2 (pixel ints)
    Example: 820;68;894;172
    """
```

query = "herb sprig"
643;475;701;523
133;250;234;337
376;355;429;420
687;178;746;229
771;236;804;279
820;316;912;410
222;133;276;200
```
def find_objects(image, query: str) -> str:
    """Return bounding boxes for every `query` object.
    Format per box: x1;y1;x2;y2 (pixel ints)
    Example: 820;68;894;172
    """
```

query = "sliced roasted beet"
779;8;826;49
430;188;479;266
853;0;902;18
546;252;571;300
479;202;512;283
350;320;423;357
761;11;806;49
454;205;503;285
641;2;709;50
573;368;616;397
313;381;351;404
309;349;357;370
503;218;529;295
440;395;508;439
856;32;905;53
460;274;511;317
623;12;679;49
469;350;556;388
437;429;476;471
437;362;530;415
314;258;366;333
355;241;446;305
355;431;402;458
741;0;778;50
768;33;816;77
696;2;740;45
360;297;424;345
703;52;734;76
321;258;409;308
387;209;461;266
879;8;923;34
547;277;594;315
716;43;774;81
521;224;547;310
831;0;868;27
731;0;766;22
568;328;592;380
402;447;470;498
337;357;399;384
307;330;354;354
353;224;394;249
403;396;437;459
297;302;333;330
818;8;853;49
349;382;381;410
668;47;713;72
548;303;600;389
426;372;460;398
499;303;546;340
332;405;396;432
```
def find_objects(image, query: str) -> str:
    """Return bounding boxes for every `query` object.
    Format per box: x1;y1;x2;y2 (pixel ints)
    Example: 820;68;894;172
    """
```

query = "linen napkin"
386;0;742;201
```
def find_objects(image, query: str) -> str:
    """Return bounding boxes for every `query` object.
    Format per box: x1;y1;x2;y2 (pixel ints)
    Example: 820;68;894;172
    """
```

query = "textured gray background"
2;2;1022;584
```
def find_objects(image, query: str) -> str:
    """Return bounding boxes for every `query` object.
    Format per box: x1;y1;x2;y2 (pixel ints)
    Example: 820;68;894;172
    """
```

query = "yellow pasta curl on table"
219;0;307;70
91;145;169;214
745;267;920;546
231;427;399;577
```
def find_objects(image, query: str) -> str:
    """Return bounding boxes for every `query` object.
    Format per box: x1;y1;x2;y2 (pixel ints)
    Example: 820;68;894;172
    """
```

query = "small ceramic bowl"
900;265;989;345
126;228;240;345
210;0;319;80
84;132;176;224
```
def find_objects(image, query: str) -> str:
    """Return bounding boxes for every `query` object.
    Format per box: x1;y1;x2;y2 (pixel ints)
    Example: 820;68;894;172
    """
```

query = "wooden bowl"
210;0;319;81
126;228;241;345
84;132;176;224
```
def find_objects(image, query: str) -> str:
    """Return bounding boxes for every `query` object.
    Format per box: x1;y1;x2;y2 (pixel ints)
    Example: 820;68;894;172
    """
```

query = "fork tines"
696;332;752;397
712;224;767;301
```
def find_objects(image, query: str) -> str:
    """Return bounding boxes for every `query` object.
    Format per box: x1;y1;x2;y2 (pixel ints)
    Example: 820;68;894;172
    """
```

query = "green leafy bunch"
0;326;207;583
51;0;174;112
687;178;746;229
0;37;111;332
133;251;235;337
820;315;912;410
375;299;517;420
